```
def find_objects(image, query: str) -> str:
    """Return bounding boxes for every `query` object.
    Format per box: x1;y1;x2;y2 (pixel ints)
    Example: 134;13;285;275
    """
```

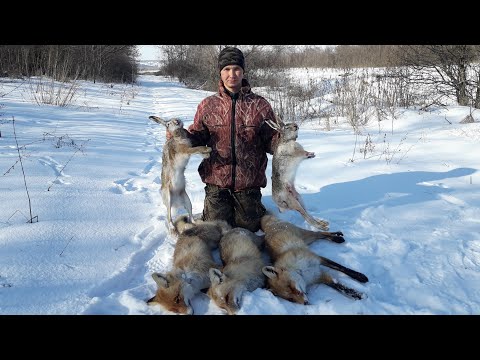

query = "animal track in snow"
113;178;139;193
38;156;72;186
38;156;71;178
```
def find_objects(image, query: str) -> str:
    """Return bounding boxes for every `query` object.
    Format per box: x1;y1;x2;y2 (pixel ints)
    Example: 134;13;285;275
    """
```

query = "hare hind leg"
162;189;175;231
284;184;329;230
180;189;194;223
287;193;330;231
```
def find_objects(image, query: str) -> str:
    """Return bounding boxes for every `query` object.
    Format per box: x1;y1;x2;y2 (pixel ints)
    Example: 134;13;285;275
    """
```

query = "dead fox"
260;213;368;304
147;215;231;315
207;227;266;315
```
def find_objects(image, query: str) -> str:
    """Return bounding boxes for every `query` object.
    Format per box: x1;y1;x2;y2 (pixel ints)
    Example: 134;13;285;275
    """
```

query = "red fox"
147;215;231;314
260;213;368;304
207;227;266;315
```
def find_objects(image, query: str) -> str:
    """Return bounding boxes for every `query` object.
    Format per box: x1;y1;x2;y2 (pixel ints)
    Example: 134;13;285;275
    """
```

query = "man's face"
220;65;244;93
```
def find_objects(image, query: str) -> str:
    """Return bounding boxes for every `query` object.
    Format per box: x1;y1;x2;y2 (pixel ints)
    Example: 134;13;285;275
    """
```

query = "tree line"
159;45;480;109
0;45;138;83
1;45;479;109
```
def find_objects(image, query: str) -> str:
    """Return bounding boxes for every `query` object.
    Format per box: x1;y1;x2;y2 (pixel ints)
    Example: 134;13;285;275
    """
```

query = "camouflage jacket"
188;79;279;191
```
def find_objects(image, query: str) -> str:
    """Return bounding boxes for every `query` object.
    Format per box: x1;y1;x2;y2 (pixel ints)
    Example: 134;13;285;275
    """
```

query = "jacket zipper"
230;92;238;190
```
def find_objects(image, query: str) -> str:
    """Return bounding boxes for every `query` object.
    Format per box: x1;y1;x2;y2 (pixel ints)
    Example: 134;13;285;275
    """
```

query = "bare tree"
0;45;138;84
160;45;290;91
397;45;480;108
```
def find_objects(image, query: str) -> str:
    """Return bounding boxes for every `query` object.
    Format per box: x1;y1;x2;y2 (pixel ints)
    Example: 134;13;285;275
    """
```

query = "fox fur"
260;213;368;304
207;227;266;315
147;215;231;314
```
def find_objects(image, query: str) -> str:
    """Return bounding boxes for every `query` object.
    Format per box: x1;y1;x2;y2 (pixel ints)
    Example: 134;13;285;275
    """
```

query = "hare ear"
171;118;184;127
274;114;285;127
149;115;167;126
266;119;280;131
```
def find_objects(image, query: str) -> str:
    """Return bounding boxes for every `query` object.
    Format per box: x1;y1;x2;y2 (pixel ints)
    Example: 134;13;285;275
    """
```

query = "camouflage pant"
202;184;266;233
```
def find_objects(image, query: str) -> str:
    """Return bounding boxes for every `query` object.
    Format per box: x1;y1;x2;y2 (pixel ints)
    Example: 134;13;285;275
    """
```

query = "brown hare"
149;115;211;231
266;116;329;230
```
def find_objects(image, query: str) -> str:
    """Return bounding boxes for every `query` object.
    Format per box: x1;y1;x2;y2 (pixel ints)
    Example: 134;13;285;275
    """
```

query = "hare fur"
266;117;329;230
149;115;211;231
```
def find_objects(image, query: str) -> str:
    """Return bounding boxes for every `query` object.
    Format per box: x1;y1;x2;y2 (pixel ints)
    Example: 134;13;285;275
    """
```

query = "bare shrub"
331;68;374;133
460;114;475;124
26;76;80;107
160;45;290;92
256;69;333;126
396;45;480;109
350;132;418;165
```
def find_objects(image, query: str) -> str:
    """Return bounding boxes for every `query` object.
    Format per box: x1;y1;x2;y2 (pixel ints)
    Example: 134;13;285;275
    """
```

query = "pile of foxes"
147;115;368;315
147;213;368;315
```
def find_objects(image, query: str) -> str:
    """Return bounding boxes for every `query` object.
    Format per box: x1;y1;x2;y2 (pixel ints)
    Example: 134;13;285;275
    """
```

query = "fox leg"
326;281;365;300
301;229;345;244
319;272;366;300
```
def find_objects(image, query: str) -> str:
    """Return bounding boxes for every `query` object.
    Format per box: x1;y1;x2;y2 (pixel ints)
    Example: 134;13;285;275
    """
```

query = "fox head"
207;268;244;315
262;265;308;305
147;272;195;315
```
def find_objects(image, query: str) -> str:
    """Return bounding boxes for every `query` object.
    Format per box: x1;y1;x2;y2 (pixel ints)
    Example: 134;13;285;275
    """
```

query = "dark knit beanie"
218;47;245;71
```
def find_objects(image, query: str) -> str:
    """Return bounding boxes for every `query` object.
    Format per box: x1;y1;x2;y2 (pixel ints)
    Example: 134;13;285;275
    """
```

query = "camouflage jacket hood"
188;78;279;191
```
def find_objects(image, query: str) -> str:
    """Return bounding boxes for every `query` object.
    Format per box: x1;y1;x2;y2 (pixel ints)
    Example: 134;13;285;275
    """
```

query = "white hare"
149;115;211;231
266;117;329;230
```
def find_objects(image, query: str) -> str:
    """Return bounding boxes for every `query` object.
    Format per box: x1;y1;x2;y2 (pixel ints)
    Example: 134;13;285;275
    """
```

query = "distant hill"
137;60;161;71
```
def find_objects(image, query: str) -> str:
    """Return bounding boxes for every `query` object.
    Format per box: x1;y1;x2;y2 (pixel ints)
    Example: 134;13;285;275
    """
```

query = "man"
186;46;279;232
